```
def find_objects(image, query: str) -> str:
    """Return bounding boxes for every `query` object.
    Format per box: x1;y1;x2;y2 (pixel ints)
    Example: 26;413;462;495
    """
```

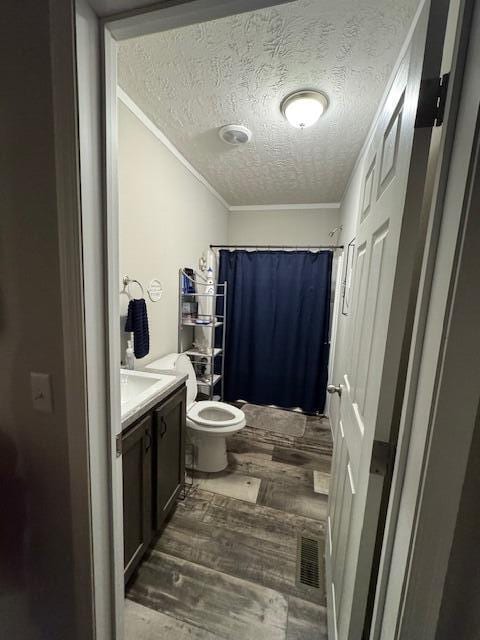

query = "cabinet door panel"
122;413;152;583
153;386;186;530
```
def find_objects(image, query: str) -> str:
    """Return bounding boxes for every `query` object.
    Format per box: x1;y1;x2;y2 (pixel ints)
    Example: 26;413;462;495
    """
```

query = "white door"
325;7;433;639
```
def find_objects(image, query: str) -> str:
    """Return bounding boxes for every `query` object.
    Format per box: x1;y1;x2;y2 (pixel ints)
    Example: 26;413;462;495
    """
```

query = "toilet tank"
146;353;197;406
146;353;179;373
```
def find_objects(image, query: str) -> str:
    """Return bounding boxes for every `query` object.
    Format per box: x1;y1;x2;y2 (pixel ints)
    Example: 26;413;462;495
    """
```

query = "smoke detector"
218;124;252;145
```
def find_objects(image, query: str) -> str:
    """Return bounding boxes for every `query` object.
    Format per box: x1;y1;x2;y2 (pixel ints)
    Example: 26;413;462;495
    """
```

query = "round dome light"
281;90;328;128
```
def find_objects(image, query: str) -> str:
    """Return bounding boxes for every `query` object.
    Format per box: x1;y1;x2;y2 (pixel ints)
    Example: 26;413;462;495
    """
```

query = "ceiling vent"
218;124;252;145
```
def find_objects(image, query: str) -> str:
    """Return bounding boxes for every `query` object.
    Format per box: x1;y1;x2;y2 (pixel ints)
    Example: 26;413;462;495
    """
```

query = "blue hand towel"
124;298;150;359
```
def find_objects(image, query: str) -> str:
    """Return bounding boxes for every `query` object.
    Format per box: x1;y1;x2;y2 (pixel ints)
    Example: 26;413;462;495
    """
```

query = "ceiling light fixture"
281;90;328;129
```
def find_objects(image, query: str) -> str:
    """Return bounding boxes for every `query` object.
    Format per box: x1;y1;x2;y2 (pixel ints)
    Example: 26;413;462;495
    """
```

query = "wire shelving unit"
178;268;227;400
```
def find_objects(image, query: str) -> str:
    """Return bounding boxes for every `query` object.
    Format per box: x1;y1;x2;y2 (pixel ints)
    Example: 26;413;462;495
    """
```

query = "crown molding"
117;87;230;210
118;89;342;213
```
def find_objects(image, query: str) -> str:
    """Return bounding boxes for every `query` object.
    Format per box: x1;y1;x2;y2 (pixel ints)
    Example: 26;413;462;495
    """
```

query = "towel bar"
123;275;145;298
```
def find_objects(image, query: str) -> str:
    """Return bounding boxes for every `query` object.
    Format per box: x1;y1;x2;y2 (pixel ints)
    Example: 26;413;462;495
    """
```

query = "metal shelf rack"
178;268;227;400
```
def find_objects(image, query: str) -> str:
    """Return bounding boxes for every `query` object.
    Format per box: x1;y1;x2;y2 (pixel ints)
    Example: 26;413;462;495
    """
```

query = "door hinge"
115;434;122;457
415;72;450;129
370;440;394;476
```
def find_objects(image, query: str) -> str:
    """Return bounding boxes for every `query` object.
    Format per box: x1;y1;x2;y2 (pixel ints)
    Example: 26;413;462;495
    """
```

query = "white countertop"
121;369;187;431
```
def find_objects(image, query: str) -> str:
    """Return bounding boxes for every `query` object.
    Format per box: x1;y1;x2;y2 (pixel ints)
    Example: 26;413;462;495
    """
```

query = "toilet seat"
187;401;245;434
145;353;246;470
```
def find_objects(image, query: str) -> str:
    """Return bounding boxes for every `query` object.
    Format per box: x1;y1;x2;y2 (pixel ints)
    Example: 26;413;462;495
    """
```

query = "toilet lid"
188;401;245;428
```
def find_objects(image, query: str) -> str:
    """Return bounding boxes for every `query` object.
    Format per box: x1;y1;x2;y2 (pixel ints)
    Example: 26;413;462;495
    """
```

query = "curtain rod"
209;244;344;250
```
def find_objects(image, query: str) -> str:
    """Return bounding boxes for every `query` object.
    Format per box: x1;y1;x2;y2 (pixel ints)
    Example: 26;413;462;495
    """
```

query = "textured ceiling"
118;0;419;206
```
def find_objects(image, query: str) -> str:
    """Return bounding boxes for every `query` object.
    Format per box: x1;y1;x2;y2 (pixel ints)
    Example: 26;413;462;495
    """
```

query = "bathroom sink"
120;369;178;426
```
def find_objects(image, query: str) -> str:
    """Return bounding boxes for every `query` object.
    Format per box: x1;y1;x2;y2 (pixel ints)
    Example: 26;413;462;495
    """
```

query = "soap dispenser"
125;340;135;370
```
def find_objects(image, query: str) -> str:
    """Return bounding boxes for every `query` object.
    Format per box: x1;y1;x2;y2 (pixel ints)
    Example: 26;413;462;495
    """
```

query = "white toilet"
145;353;246;472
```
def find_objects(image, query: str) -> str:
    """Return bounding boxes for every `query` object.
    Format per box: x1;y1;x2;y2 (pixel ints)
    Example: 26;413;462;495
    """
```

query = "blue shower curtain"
218;250;332;414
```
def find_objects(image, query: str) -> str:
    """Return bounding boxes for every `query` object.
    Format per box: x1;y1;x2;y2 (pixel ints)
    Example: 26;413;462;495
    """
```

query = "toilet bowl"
145;353;245;472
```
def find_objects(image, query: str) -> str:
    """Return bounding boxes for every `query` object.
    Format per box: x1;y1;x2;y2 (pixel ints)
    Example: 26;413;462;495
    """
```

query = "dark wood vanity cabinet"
153;386;186;530
122;413;152;583
122;383;186;583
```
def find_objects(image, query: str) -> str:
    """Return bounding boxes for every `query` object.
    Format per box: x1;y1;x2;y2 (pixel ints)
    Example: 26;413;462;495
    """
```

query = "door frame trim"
65;0;480;638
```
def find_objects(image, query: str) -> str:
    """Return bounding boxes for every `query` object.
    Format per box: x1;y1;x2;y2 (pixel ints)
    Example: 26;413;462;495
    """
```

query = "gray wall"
0;2;84;638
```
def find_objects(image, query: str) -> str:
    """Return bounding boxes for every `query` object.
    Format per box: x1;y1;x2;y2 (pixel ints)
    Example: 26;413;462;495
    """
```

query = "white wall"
228;207;341;246
118;99;229;364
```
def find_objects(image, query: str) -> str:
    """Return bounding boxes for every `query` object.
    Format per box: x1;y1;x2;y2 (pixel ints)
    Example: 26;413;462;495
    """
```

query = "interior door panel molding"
378;93;405;198
362;158;376;222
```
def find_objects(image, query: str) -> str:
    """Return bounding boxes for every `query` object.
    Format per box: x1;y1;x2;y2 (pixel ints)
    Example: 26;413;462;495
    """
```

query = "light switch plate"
30;372;53;413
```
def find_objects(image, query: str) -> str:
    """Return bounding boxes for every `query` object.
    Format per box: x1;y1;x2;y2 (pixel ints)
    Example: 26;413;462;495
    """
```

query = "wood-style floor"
125;412;333;640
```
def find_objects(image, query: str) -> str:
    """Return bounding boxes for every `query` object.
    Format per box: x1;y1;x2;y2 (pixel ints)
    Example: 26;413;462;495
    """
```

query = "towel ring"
123;276;145;298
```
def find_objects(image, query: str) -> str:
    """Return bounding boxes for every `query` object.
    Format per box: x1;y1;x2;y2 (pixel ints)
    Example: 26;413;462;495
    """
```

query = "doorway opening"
81;0;454;637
